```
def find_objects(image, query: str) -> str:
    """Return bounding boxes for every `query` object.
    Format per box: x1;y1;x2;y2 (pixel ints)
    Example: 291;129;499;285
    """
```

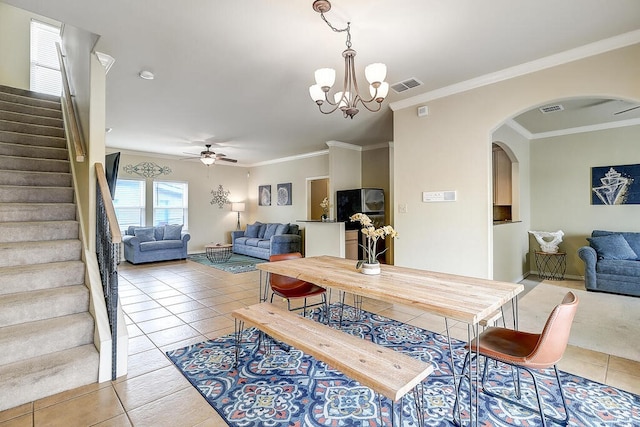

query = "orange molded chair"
456;291;579;426
268;253;327;321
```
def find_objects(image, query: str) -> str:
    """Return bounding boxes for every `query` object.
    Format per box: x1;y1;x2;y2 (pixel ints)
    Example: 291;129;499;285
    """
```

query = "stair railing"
95;163;122;380
56;42;86;162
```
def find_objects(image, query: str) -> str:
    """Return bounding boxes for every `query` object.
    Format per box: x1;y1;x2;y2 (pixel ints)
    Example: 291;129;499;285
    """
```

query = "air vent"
391;78;423;93
539;104;564;114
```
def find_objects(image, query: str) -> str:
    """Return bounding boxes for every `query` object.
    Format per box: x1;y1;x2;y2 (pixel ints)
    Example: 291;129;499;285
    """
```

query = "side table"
535;251;566;280
205;243;233;263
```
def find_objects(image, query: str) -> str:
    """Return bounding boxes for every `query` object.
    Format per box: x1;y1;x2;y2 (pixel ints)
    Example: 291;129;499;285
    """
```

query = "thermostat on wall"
422;191;457;202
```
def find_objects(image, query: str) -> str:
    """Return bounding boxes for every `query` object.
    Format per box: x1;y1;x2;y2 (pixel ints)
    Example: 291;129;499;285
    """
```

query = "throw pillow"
134;227;156;243
587;234;638;260
263;223;280;240
164;224;183;240
288;224;299;235
274;223;290;236
245;223;261;238
621;234;640;260
258;224;267;239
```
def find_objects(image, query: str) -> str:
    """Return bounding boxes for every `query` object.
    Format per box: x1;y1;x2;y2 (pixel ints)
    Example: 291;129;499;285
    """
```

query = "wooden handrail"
95;163;122;244
56;42;86;162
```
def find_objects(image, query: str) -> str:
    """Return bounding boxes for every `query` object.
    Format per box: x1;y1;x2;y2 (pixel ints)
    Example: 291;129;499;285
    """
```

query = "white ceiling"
4;0;640;164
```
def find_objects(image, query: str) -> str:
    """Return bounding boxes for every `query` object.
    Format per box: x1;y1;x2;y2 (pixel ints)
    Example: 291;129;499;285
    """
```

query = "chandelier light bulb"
364;63;387;85
334;91;349;108
309;84;325;103
315;68;336;89
370;81;389;102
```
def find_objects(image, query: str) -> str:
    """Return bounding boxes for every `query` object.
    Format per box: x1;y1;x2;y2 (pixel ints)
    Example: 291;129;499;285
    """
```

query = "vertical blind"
30;20;62;96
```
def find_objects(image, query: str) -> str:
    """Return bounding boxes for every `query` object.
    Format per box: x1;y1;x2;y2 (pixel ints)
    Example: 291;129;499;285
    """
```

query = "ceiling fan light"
309;84;325;102
200;156;215;166
315;68;336;89
370;81;389;102
365;63;386;85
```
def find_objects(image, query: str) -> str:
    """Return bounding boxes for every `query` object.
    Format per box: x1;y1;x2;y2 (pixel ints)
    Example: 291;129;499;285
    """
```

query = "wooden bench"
231;302;434;406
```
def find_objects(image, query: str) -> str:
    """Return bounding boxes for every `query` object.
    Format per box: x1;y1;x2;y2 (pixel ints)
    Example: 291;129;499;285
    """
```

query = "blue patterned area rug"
188;253;266;274
166;305;640;426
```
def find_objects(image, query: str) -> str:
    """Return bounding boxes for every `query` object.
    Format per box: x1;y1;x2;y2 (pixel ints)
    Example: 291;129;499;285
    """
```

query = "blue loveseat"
231;222;301;260
578;230;640;297
123;225;190;264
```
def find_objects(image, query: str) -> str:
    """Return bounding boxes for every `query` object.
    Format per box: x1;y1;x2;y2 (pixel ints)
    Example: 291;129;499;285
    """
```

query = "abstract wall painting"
591;164;640;205
277;183;292;206
258;185;271;206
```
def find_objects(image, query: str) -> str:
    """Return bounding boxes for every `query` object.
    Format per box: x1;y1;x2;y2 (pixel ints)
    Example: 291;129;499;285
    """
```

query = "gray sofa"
231;222;301;260
578;230;640;297
123;225;190;264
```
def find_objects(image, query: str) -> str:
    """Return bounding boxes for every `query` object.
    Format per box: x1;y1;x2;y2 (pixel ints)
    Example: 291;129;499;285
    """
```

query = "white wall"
530;124;640;277
393;43;640;279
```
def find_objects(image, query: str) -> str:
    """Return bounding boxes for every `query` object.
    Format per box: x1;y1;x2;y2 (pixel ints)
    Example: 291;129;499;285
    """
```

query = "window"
30;20;62;96
153;181;188;228
113;179;145;231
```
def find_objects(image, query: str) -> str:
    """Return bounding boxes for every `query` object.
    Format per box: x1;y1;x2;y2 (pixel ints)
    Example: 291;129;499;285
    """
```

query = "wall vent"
391;78;423;93
539;104;564;114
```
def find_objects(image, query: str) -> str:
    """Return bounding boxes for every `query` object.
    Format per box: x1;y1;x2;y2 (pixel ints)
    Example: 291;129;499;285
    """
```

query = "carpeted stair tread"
0;261;85;296
0;169;72;187
0;344;98;412
0;220;78;243
0;184;73;203
0;156;69;173
0;99;62;119
0;141;68;160
0;91;61;112
0;203;76;222
0;130;66;149
0;312;94;366
0;285;89;328
0;239;81;268
0;110;63;128
0;119;65;138
0;85;62;104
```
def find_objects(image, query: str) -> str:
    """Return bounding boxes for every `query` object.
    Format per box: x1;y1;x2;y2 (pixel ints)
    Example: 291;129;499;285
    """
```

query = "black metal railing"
95;163;122;380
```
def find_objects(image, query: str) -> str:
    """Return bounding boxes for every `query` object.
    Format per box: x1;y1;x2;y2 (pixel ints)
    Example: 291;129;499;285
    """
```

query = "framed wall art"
277;183;292;206
591;164;640;205
259;185;271;206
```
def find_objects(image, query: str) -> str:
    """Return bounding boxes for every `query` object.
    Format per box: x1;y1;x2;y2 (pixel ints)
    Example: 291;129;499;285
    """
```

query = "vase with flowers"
350;213;397;275
320;197;330;221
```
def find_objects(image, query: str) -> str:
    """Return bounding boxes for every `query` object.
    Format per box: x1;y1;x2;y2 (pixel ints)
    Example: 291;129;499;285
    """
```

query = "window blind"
30;20;62;96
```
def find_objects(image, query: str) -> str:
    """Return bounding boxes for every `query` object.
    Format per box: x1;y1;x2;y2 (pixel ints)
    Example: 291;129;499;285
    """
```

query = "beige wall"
530;124;640;278
112;151;250;253
393;43;640;279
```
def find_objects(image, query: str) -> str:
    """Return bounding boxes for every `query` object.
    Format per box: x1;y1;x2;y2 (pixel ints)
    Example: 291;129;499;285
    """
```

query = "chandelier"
308;0;389;119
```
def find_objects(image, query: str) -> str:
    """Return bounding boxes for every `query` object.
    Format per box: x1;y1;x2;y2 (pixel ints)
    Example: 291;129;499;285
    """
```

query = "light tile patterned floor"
1;260;638;426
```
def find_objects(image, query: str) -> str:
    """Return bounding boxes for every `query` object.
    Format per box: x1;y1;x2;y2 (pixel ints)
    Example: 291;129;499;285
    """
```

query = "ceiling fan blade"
218;157;238;163
614;105;640;115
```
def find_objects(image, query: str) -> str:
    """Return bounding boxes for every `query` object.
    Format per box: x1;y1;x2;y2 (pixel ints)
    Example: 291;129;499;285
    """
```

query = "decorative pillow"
163;224;183;240
258;224;267;239
245;223;261;238
274;223;290;236
134;227;156;243
263;223;280;240
587;234;638;260
621;234;640;260
288;224;299;235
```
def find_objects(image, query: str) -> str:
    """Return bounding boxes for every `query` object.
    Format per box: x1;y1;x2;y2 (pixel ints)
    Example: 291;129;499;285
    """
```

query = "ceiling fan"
183;144;238;166
614;105;640;115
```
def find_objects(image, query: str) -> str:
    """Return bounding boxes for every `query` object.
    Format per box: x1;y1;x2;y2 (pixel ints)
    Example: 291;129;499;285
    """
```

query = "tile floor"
1;260;639;426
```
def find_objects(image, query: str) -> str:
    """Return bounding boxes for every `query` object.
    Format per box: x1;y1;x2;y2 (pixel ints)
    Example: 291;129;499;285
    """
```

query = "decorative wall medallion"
123;162;172;178
258;185;271;206
277;183;292;205
211;184;231;209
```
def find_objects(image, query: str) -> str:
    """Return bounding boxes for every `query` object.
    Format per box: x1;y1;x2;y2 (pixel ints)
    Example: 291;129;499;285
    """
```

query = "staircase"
0;85;99;412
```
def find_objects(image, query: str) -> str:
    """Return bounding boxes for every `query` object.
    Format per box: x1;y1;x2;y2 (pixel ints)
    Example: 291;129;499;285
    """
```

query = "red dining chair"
455;291;579;426
268;253;328;322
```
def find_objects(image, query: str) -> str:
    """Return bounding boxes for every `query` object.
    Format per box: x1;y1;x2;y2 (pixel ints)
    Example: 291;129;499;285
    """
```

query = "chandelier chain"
319;12;351;48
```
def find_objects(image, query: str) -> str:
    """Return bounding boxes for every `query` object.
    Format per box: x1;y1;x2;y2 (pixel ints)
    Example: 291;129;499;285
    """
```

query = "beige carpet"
517;281;640;362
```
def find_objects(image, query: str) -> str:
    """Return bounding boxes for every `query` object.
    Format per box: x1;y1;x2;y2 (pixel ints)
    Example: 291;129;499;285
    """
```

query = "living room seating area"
123;225;190;264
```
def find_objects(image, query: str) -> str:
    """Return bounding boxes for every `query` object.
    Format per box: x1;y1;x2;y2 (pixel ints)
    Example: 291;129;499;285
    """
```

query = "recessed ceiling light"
139;70;154;80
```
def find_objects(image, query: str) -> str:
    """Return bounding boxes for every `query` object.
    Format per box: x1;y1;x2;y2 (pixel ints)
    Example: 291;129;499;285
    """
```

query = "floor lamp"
231;202;245;230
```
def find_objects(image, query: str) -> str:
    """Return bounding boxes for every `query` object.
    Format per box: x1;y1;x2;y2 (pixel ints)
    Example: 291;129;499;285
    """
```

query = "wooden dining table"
257;255;524;426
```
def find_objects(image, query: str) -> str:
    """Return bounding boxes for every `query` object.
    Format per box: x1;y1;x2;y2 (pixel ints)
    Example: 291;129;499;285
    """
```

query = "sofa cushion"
234;237;249;245
134;227;156;242
275;223;290;236
154;227;165;241
596;259;640;276
588;234;638;260
139;240;184;252
245;238;261;247
257;239;271;249
289;224;299;235
258;224;267;239
164;224;183;240
245;223;261;238
263;223;280;240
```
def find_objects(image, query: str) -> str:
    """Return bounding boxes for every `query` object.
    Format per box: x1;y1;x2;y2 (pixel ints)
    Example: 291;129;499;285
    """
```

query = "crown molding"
504;119;534;139
529;117;640;140
249;149;329;167
389;30;640;112
325;140;362;151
